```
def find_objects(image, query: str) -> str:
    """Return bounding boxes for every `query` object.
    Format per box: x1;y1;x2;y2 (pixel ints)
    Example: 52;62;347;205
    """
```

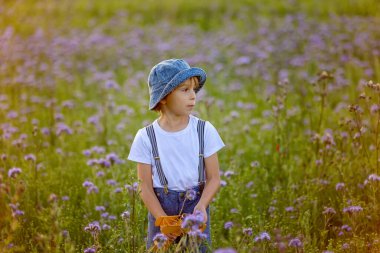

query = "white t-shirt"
128;115;225;191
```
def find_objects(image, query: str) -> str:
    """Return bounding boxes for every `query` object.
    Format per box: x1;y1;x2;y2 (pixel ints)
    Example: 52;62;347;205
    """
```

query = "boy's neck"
157;114;190;132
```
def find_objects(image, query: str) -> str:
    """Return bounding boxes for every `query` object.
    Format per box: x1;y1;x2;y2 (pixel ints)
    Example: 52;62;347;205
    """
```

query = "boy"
128;59;224;251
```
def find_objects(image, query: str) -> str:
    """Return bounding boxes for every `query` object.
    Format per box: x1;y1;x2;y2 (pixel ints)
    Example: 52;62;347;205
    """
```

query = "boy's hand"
193;203;208;223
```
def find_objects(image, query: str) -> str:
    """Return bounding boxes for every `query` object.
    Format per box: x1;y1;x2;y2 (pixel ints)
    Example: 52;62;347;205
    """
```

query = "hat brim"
149;67;206;110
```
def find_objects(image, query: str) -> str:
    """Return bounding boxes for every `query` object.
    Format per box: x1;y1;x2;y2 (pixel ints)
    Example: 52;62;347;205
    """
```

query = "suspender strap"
146;119;206;192
197;119;206;183
146;125;168;191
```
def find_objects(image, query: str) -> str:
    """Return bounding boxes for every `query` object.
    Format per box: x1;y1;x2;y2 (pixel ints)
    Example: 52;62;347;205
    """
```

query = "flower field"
1;0;380;252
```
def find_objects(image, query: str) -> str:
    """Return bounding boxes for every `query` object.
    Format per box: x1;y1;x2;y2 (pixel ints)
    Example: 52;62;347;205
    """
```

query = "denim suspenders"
146;119;206;194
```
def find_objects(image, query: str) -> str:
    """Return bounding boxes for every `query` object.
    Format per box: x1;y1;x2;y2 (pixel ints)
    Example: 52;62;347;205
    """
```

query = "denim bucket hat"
148;59;207;110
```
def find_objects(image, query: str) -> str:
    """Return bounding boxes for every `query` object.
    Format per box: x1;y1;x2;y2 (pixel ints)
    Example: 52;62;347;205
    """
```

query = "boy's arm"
137;162;167;219
194;152;221;222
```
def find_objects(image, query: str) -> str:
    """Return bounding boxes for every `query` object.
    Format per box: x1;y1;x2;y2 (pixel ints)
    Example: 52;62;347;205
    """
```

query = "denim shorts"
147;185;211;252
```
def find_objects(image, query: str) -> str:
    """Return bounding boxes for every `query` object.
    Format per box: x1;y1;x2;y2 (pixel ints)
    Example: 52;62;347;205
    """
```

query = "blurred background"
1;0;380;252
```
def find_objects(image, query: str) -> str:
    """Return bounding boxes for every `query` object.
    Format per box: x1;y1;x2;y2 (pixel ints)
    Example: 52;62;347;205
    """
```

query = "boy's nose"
190;90;196;99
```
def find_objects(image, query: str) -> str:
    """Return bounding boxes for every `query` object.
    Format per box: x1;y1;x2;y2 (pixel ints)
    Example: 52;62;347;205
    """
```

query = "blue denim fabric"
148;59;207;110
147;185;211;252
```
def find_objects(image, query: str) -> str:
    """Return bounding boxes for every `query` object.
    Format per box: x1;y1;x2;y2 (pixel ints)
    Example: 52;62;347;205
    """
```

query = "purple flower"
13;209;25;217
55;122;73;136
185;189;196;201
114;187;122;193
254;232;271;242
370;104;379;114
91;146;105;154
125;182;139;193
224;170;235;178
7;111;18;119
62;100;75;109
342;243;350;250
108;215;116;220
86;159;98;167
8;167;22;178
98;159;111;168
368;174;380;182
224;221;233;230
41;127;50;135
341;224;352;232
335;182;345;191
87;185;99;194
235;56;251;65
84;221;101;236
48;193;58;202
106;179;117;186
105;80;120;90
83;150;92;157
62;196;69;201
220;180;227;187
95;206;106;212
321;132;335;146
102;224;111;230
24;154;36;162
316;159;323;166
152;233;167;249
213;248;237;253
188;229;208;240
121;211;130;220
285;206;295;212
106;153;122;164
343;206;363;214
322;207;336;215
62;230;69;238
84;246;96;253
243;228;253;236
87;115;100;125
101;212;109;218
82;181;94;188
289;238;303;248
96;171;105;177
182;211;205;231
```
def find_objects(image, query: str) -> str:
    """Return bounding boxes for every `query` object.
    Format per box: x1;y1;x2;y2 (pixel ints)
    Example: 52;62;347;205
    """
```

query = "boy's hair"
153;76;200;112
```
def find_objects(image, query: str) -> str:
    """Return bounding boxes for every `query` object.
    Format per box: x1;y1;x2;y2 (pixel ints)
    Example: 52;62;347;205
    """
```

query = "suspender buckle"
154;156;160;160
164;185;169;194
199;154;204;157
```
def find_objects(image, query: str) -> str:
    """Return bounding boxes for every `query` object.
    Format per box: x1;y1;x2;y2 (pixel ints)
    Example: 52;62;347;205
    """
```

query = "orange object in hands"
155;215;184;238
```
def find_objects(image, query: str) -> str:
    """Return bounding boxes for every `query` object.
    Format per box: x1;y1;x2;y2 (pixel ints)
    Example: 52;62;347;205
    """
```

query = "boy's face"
159;77;199;115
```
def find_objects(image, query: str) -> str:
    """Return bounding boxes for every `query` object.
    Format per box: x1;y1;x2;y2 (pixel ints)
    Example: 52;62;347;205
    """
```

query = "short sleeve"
127;128;152;165
204;121;225;158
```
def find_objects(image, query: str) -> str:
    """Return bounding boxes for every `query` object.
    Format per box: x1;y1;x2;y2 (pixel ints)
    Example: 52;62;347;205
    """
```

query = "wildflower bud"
348;104;359;112
153;233;167;249
48;193;58;202
32;126;39;136
370;104;380;114
121;211;130;220
318;70;333;81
